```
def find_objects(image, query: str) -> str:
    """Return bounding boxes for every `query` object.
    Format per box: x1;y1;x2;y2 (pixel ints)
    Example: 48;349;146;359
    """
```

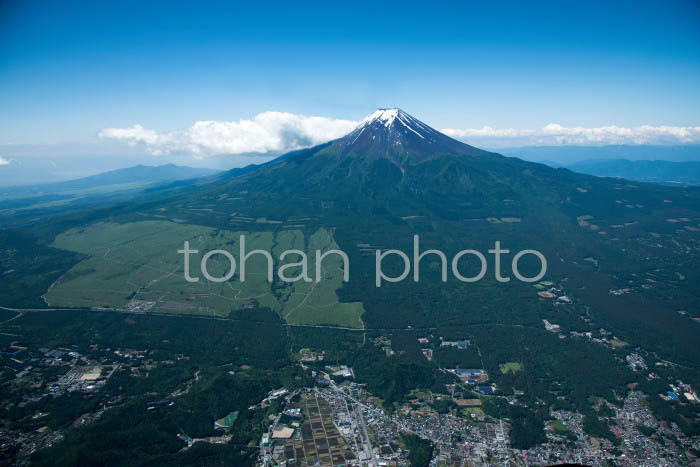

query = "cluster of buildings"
542;319;561;332
326;365;353;379
626;352;648;371
439;339;470;350
177;432;232;449
663;381;699;403
258;388;290;410
1;342;30;372
541;391;699;465
418;336;471;363
417;336;470;350
121;299;155;313
533;281;571;304
0;340;168;464
48;365;113;394
257;360;700;467
298;348;324;362
446;368;489;388
316;382;404;466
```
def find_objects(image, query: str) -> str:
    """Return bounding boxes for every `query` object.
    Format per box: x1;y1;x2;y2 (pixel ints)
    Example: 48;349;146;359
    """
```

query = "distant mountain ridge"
3;164;219;195
0;164;220;225
563;159;700;185
500;144;700;165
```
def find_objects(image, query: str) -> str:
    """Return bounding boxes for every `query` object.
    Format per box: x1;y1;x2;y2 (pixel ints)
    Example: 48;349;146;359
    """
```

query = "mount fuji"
15;108;700;374
337;108;489;165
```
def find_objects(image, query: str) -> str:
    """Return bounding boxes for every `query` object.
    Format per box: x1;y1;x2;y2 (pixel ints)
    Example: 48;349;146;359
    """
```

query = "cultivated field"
45;221;364;328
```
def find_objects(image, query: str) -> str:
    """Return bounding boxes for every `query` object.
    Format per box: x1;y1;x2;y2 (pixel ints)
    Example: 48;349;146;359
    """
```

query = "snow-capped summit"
358;108;429;136
361;108;402;127
337;108;488;165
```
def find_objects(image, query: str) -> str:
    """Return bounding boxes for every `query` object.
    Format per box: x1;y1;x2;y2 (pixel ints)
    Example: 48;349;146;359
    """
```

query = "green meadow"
46;221;364;328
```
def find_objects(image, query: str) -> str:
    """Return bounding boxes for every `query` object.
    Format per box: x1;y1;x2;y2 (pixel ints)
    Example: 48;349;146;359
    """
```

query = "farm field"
281;393;355;466
45;221;364;327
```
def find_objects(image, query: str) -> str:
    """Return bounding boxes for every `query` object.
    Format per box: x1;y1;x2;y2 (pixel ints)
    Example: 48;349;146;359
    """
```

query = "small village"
0;340;178;464
255;365;700;466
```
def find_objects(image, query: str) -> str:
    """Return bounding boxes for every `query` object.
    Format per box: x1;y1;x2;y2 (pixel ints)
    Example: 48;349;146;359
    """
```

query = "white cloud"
0;156;10;166
442;124;700;147
99;112;358;157
99;112;700;156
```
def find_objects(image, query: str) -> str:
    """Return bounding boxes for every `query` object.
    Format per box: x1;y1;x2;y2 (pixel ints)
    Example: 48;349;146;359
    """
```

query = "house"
450;368;487;383
440;339;470;349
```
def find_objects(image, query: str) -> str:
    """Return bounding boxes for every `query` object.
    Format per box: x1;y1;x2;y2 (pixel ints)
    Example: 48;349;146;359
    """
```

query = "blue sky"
0;0;699;160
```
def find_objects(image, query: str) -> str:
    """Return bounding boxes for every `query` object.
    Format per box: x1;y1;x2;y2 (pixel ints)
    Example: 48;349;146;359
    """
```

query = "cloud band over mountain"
99;112;358;157
442;123;700;147
99;112;700;156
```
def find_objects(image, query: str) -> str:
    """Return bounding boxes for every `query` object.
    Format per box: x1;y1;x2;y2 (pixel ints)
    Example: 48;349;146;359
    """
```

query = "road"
320;374;377;466
0;305;440;332
356;404;377;467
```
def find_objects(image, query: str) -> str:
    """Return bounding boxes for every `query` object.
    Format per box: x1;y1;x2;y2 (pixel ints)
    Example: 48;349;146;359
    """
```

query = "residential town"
255;367;700;466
